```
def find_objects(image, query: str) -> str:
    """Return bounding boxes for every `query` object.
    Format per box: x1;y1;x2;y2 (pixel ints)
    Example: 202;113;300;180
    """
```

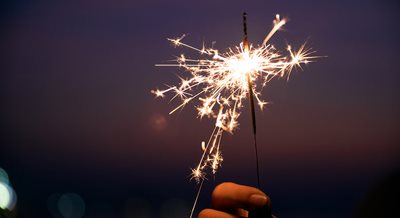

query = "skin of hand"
198;182;274;218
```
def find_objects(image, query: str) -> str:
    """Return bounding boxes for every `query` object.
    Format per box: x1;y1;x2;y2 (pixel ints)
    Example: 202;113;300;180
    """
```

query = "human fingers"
211;182;271;212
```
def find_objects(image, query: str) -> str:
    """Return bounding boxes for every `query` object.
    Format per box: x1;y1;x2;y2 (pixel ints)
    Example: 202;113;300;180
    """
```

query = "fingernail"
249;194;268;207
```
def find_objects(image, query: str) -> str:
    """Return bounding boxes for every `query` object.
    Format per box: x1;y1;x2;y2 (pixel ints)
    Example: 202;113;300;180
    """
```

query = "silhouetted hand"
198;182;275;218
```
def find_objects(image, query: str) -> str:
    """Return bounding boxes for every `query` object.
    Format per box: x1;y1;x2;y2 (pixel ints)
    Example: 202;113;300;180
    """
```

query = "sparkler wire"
243;12;261;188
189;179;204;218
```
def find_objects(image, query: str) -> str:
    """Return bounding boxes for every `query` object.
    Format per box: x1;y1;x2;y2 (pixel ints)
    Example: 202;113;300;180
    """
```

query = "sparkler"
153;13;317;217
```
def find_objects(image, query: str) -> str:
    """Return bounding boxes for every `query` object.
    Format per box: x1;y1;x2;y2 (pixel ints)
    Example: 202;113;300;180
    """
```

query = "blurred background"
0;0;399;217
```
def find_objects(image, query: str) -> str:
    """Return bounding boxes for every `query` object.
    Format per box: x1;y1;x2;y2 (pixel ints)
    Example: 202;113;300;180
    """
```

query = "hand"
198;182;275;218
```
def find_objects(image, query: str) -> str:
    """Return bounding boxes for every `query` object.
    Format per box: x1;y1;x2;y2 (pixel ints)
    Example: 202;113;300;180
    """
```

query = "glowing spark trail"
152;13;318;217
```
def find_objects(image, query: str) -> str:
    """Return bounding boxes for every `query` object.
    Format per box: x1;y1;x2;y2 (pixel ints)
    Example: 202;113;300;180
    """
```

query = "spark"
153;14;318;217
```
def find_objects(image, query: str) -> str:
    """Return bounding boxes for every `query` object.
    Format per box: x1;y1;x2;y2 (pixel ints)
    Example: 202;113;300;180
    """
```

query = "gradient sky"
1;0;399;218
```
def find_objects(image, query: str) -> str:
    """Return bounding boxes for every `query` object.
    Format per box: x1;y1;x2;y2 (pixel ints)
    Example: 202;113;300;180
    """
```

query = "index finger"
211;182;271;212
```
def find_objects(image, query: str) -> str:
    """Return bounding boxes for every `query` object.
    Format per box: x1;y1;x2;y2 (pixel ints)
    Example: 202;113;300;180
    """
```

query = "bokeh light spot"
57;193;85;218
124;198;152;218
160;198;189;218
0;182;16;211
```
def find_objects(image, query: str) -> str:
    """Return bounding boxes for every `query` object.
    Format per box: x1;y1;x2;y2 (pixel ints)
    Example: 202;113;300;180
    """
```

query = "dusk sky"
1;0;399;217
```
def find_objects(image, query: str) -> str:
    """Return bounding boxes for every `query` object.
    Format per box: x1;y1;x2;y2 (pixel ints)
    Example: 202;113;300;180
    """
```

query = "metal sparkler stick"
244;12;270;218
243;12;261;189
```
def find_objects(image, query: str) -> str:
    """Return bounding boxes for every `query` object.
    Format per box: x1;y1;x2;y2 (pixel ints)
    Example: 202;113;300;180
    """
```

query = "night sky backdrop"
1;0;399;218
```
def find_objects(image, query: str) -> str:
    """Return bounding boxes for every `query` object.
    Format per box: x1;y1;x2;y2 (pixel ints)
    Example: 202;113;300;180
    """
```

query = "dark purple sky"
1;0;399;217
